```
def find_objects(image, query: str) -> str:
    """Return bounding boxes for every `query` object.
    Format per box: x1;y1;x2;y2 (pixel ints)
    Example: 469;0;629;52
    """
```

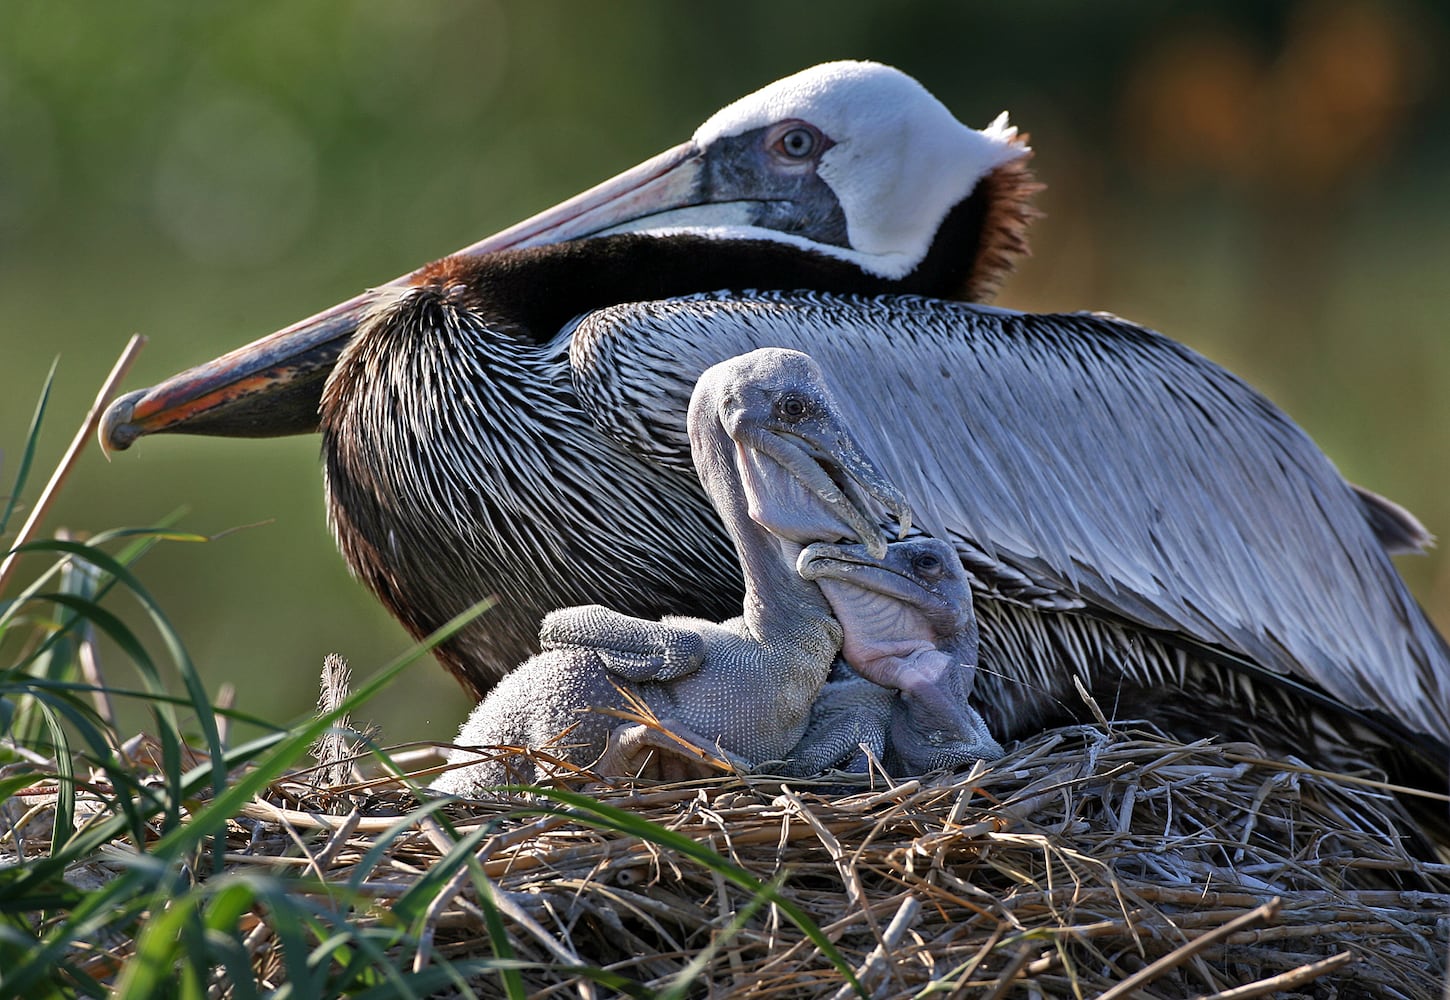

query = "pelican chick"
433;347;907;793
780;537;1004;776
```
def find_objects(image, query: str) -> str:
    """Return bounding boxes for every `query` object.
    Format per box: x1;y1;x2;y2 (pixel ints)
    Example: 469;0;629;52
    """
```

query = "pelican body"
98;62;1450;773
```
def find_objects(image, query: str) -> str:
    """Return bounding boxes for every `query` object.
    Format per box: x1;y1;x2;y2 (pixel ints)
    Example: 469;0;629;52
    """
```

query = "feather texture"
568;291;1450;746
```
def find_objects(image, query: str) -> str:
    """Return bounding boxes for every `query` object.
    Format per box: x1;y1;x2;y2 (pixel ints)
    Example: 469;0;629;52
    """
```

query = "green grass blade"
0;865;88;912
22;588;188;830
12;537;233;870
3;598;496;997
5;675;283;735
26;592;167;693
36;700;77;856
13;539;220;743
383;809;526;999
202;930;261;1000
466;858;527;1000
0;728;287;918
344;797;453;899
5;525;204;677
202;881;263;1000
0;772;45;801
0;357;58;537
9;594;492;914
111;888;203;997
0;683;155;851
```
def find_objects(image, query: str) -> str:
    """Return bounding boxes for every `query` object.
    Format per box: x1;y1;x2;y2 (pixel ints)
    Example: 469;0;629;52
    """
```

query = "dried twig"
1195;950;1354;1000
1097;898;1281;1000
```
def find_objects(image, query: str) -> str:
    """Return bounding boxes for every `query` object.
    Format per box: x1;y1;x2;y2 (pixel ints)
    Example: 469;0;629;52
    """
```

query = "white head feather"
693;61;1027;278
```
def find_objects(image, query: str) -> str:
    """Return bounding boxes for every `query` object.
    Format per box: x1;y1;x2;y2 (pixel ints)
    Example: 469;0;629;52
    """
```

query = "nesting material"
8;721;1447;997
414;724;1449;998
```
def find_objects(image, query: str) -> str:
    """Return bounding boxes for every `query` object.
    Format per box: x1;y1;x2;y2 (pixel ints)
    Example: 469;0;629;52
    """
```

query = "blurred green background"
4;0;1449;744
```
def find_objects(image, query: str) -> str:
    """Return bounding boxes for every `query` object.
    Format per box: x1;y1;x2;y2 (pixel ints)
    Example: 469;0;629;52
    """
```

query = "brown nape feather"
957;139;1044;303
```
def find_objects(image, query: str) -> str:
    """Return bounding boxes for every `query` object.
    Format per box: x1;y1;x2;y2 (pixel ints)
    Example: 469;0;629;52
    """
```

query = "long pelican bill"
100;141;705;452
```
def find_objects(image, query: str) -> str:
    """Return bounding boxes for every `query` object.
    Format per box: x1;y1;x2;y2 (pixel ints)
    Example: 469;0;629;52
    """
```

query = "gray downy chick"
777;537;1004;776
432;347;909;795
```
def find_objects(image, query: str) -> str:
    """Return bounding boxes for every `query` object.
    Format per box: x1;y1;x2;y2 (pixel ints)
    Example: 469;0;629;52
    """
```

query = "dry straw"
418;722;1448;998
12;711;1445;998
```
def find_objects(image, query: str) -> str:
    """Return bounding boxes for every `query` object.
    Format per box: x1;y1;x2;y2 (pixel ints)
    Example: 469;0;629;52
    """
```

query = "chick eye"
913;552;943;577
776;394;809;420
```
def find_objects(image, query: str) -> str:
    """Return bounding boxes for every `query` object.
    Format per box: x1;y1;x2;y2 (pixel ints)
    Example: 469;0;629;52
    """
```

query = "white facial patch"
694;61;1028;276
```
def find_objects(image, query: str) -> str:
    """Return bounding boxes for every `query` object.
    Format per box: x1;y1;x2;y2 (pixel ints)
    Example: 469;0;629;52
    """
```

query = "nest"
421;725;1450;998
12;715;1445;998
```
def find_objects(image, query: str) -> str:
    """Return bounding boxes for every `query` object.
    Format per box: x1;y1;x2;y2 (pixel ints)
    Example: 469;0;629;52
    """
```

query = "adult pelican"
100;62;1450;768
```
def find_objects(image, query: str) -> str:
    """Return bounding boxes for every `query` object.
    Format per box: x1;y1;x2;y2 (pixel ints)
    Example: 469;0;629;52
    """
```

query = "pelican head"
799;537;977;646
604;61;1031;282
690;347;912;560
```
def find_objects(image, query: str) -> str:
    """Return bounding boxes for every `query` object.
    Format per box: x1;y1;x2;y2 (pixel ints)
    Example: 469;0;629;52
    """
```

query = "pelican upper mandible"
98;61;1450;774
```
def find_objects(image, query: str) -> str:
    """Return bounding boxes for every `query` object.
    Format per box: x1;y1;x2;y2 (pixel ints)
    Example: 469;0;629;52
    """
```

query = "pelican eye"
780;127;816;158
775;393;810;421
769;122;824;163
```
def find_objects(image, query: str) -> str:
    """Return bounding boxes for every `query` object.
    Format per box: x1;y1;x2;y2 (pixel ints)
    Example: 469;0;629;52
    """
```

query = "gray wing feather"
567;292;1450;744
1353;484;1434;555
